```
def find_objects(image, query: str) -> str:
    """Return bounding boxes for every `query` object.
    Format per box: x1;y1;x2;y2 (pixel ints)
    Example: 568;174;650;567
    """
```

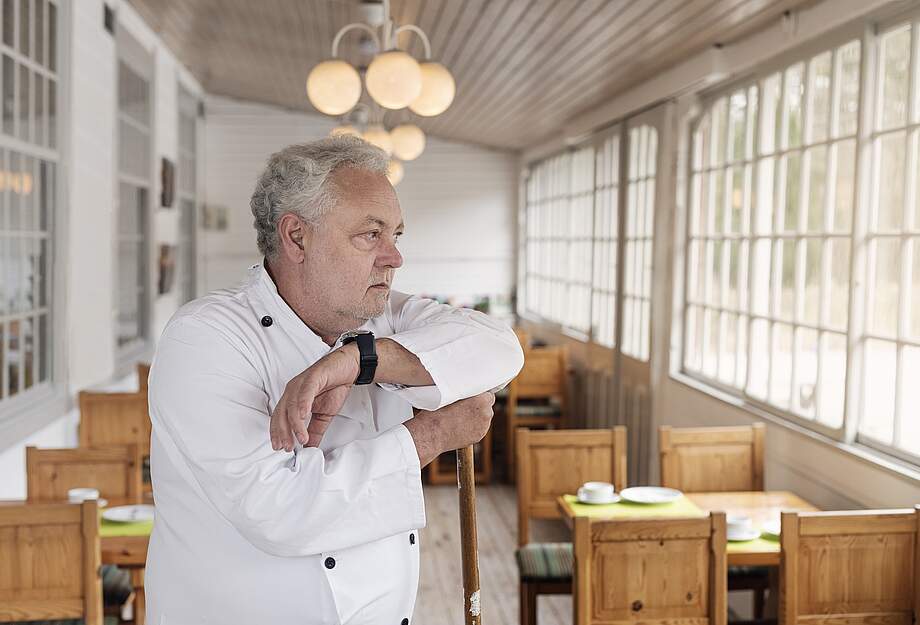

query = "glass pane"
748;318;769;399
784;63;804;148
803;238;821;326
911;237;920;340
2;55;12;135
694;113;710;171
21;315;33;390
704;308;718;379
900;345;920;455
833;139;855;232
860;338;897;444
836;40;861;137
685;305;702;372
47;1;55;71
728;91;746;163
711;97;727;167
793;327;818;418
736;314;749;388
2;0;14;46
828;238;850;331
808;51;832;143
33;71;43;146
755;158;774;234
18;62;29;142
33;0;43;65
879;25;911;129
690;173;705;235
8;318;19;396
718;312;737;384
726;240;741;310
710;169;724;234
806;146;827;232
47;78;54;148
776;240;795;320
708;240;722;306
38;312;47;382
751;238;771;316
770;322;793;407
818;332;846;428
761;73;781;155
869;238;901;337
18;0;28;56
877;132;905;231
782;151;801;232
729;166;743;233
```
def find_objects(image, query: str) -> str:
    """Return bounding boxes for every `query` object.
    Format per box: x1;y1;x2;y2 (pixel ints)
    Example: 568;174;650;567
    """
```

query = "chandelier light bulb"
363;124;393;155
387;159;405;186
307;60;362;115
390;124;426;161
409;62;455;117
366;50;423;110
329;125;361;138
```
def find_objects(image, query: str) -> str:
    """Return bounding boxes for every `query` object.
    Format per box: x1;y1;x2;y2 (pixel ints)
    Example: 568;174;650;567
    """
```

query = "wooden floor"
415;484;572;625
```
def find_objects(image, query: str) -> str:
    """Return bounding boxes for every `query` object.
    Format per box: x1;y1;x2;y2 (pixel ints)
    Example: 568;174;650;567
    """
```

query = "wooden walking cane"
457;445;482;625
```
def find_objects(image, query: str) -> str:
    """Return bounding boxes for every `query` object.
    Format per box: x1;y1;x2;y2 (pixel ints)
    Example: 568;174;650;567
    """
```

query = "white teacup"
67;487;100;503
578;481;616;503
726;514;754;535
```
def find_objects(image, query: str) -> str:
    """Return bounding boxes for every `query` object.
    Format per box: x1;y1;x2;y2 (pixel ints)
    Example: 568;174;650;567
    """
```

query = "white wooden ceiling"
127;0;816;151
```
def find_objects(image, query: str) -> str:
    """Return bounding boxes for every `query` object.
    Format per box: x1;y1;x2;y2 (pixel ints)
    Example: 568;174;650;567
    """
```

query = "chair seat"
514;403;561;417
516;542;573;581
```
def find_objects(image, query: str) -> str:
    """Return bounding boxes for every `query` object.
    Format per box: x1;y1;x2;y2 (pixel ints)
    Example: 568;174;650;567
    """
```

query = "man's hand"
403;392;496;467
270;345;359;451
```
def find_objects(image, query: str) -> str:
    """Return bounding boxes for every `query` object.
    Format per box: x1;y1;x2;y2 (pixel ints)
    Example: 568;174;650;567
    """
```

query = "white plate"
102;504;155;524
576;489;621;505
727;528;761;542
761;520;781;537
619;487;683;505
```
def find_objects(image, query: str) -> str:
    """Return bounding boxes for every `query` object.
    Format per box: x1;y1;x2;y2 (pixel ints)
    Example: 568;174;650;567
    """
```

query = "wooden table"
557;490;818;566
99;497;152;625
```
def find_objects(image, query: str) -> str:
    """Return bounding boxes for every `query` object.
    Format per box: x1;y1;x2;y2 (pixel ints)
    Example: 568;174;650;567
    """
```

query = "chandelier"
307;0;455;117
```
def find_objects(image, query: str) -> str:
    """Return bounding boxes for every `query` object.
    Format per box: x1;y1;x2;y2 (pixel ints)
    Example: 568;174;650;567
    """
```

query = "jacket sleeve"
148;316;426;558
377;291;525;411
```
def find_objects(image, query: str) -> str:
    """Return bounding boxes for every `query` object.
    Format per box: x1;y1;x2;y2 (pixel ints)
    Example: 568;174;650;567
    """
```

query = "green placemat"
727;534;779;554
562;494;707;519
99;518;153;537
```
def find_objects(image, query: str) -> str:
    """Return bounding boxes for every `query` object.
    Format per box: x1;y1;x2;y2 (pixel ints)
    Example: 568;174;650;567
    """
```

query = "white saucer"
576;489;621;505
727;528;761;542
761;520;781;537
70;498;108;508
619;486;682;504
102;504;154;523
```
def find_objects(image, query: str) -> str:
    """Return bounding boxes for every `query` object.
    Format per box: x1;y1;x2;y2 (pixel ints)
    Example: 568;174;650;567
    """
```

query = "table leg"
130;568;146;625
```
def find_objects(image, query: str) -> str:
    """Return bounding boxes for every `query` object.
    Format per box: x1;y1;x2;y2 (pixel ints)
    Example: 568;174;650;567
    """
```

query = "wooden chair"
0;501;103;624
516;427;627;625
659;423;765;492
573;512;727;625
426;429;493;485
137;362;151;394
79;390;152;496
780;507;920;625
506;345;570;481
659;423;768;618
26;445;143;504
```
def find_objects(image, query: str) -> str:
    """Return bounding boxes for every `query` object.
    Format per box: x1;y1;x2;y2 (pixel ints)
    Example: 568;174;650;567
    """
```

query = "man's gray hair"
250;135;390;259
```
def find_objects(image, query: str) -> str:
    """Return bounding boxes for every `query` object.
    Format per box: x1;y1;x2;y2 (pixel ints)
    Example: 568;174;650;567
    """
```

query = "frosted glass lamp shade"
307;60;362;115
387;160;404;186
363;125;393;155
390;124;426;161
366;51;422;110
409;62;455;116
329;125;361;138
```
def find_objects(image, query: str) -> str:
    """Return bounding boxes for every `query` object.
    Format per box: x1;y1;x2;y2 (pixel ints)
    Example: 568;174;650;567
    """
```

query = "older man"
145;137;524;624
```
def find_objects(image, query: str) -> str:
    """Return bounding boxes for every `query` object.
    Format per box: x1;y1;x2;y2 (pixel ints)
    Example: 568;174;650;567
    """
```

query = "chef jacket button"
260;315;273;327
402;619;409;625
409;533;415;545
324;557;336;569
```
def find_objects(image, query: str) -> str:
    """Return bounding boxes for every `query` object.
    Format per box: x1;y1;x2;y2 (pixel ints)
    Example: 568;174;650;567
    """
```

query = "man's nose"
378;238;403;269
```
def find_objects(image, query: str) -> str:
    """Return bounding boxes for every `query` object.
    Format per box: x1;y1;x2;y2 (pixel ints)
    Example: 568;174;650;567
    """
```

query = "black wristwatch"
340;330;378;385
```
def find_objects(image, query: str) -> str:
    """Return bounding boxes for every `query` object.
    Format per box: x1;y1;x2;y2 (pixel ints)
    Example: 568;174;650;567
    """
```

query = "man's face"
302;167;404;325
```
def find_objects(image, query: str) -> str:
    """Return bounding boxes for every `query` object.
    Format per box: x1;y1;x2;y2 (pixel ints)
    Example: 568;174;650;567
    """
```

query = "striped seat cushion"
516;542;573;581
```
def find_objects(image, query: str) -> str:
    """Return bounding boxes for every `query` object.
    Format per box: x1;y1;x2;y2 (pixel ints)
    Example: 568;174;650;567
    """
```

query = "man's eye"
364;231;380;241
394;232;403;241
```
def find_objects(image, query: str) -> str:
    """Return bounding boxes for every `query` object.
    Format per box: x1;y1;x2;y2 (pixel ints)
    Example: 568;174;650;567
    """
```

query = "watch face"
340;329;374;342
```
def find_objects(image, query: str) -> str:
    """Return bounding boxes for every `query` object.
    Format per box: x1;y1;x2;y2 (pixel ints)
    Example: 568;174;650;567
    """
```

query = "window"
0;0;59;407
683;19;920;465
177;88;198;303
116;43;152;353
523;147;594;334
622;125;658;361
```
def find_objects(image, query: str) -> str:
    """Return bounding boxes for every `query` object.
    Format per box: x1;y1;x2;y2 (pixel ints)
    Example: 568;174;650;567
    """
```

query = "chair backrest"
573;512;727;625
510;345;569;401
516;427;627;546
137;362;151;393
78;390;151;456
659;423;764;492
0;501;102;624
780;507;920;625
26;445;143;504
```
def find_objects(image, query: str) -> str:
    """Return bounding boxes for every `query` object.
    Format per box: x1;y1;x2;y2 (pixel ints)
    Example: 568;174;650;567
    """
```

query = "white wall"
202;96;518;312
0;0;203;498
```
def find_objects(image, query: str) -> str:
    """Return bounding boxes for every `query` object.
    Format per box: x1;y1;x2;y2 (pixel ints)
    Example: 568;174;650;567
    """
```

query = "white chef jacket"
144;262;524;625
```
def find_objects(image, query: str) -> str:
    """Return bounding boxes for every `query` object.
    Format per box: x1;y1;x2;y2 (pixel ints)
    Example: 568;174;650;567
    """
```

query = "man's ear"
278;213;308;262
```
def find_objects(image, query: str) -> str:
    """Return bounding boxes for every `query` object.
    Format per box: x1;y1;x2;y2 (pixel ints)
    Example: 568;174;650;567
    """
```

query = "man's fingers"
306;413;334;447
270;403;288;451
284;383;316;447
